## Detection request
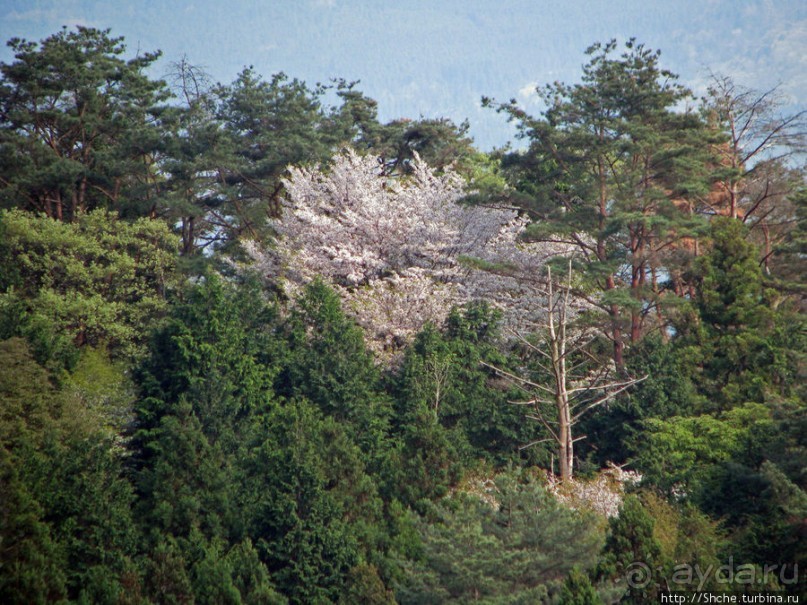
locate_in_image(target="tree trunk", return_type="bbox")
[55,192,63,221]
[557,392,573,482]
[606,274,624,371]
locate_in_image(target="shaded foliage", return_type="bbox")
[1,26,805,604]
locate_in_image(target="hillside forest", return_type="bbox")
[0,27,805,604]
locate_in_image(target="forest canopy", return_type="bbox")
[1,28,804,603]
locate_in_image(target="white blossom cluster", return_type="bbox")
[244,148,571,358]
[340,269,459,352]
[546,464,643,518]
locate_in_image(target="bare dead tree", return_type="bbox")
[702,74,806,271]
[166,55,214,108]
[483,260,647,481]
[162,56,220,255]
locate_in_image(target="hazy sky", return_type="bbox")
[2,0,805,149]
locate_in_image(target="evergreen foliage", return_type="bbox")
[485,39,721,367]
[0,209,179,359]
[396,471,604,604]
[559,567,602,605]
[0,27,170,220]
[0,26,804,603]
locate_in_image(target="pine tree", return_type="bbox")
[396,471,604,603]
[0,27,170,219]
[486,39,720,367]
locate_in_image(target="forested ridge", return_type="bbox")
[0,27,804,604]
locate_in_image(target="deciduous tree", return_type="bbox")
[245,148,566,357]
[0,208,178,358]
